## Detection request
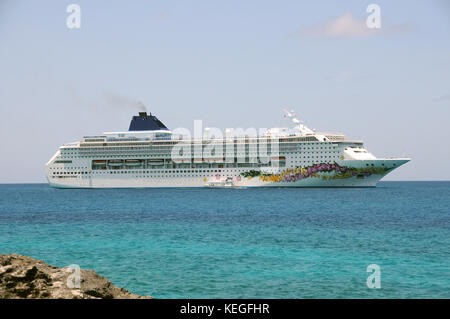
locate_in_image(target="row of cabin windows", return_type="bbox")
[65,144,341,152]
[53,169,239,175]
[62,151,341,160]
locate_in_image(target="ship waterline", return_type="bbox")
[45,111,410,188]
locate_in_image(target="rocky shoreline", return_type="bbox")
[0,254,152,299]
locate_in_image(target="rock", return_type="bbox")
[0,254,152,299]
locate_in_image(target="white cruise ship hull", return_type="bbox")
[45,111,411,189]
[46,159,409,189]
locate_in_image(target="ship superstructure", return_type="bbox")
[46,111,410,188]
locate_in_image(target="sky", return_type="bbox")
[0,0,449,183]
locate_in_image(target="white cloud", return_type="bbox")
[296,13,411,38]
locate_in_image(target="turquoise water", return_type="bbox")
[0,182,449,298]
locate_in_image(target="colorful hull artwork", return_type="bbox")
[240,162,392,183]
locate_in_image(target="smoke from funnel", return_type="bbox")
[103,92,147,113]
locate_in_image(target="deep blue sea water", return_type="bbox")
[0,182,449,298]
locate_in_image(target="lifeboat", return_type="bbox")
[93,160,106,165]
[125,159,142,166]
[148,159,164,165]
[108,160,123,167]
[205,158,224,163]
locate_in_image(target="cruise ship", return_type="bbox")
[46,110,410,188]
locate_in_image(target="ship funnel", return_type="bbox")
[128,112,169,131]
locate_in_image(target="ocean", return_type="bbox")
[0,182,449,298]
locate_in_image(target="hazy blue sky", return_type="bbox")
[1,0,449,182]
